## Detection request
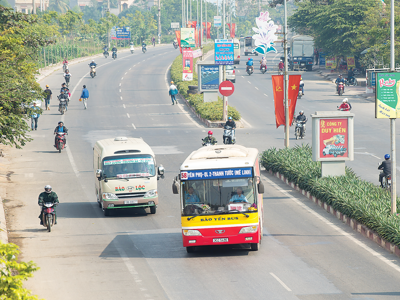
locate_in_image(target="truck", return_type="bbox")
[243,36,258,56]
[289,35,314,71]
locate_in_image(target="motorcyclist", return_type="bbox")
[335,74,345,93]
[378,154,392,187]
[278,60,284,71]
[89,60,97,68]
[295,110,307,136]
[103,45,109,52]
[60,83,69,95]
[225,116,236,129]
[260,56,267,70]
[130,42,134,52]
[58,90,69,111]
[246,58,254,72]
[299,77,304,95]
[54,121,68,146]
[63,69,71,86]
[142,41,147,51]
[202,131,217,145]
[347,67,354,84]
[38,185,59,225]
[337,98,351,111]
[62,58,68,65]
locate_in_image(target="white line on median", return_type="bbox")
[263,175,400,274]
[120,96,123,100]
[119,89,121,93]
[248,81,251,84]
[119,83,121,86]
[255,87,259,90]
[264,94,268,97]
[123,104,126,109]
[241,118,252,128]
[127,113,130,118]
[132,123,136,129]
[121,77,124,80]
[270,273,292,292]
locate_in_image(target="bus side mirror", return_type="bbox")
[158,165,165,179]
[96,169,103,180]
[258,181,265,194]
[172,177,179,194]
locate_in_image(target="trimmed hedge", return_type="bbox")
[170,44,241,121]
[261,144,400,247]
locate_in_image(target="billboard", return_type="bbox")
[214,16,221,27]
[215,39,234,65]
[182,48,193,81]
[171,22,180,29]
[111,27,131,40]
[200,65,220,91]
[375,72,400,118]
[181,28,195,48]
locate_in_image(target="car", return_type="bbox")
[226,65,236,83]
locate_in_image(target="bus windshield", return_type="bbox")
[103,155,156,179]
[181,177,257,216]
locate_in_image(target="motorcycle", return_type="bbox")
[112,51,117,60]
[295,121,306,139]
[298,89,302,99]
[142,46,147,53]
[90,66,96,78]
[55,132,66,153]
[246,66,253,76]
[103,51,109,58]
[130,46,134,54]
[382,175,392,191]
[62,63,68,72]
[58,99,67,115]
[345,77,358,86]
[261,65,266,74]
[223,125,236,144]
[337,82,344,96]
[173,42,178,49]
[41,202,56,232]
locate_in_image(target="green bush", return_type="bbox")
[170,45,241,121]
[0,242,40,300]
[261,144,400,247]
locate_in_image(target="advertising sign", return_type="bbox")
[181,168,253,181]
[198,64,220,92]
[181,28,195,48]
[319,118,348,159]
[215,39,234,65]
[325,56,336,69]
[182,48,194,81]
[171,22,180,29]
[193,49,202,58]
[375,72,400,118]
[214,16,221,27]
[111,27,131,40]
[347,56,355,68]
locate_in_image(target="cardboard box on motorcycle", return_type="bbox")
[93,137,164,216]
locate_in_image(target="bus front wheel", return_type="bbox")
[186,246,195,253]
[250,243,259,251]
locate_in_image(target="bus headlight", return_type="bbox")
[183,229,202,236]
[239,225,258,234]
[144,189,157,198]
[102,193,118,200]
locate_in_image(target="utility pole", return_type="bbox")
[216,0,219,39]
[187,0,189,25]
[284,0,289,148]
[205,0,207,42]
[200,0,203,47]
[158,0,161,44]
[107,0,110,48]
[390,0,397,214]
[222,0,227,122]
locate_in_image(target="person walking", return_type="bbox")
[80,85,89,109]
[43,85,52,110]
[169,81,178,105]
[30,102,40,130]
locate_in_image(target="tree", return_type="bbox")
[48,0,70,14]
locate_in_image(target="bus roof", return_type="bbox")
[94,137,154,157]
[180,145,259,170]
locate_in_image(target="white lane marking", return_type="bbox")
[132,123,136,129]
[241,118,252,128]
[354,152,381,160]
[120,96,123,100]
[119,89,121,93]
[119,83,121,86]
[129,68,132,70]
[66,147,80,177]
[255,87,259,90]
[248,81,251,84]
[125,72,127,75]
[127,113,130,118]
[164,62,202,128]
[263,175,400,274]
[121,77,124,80]
[241,76,244,78]
[123,104,126,109]
[264,94,268,97]
[270,273,292,292]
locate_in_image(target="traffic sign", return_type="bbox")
[219,80,234,97]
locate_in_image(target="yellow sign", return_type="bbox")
[181,212,258,228]
[325,56,336,69]
[347,56,355,68]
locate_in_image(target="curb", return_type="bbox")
[268,169,400,258]
[0,197,8,244]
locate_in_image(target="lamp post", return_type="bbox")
[283,0,289,148]
[158,0,161,44]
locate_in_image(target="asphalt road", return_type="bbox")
[5,44,400,300]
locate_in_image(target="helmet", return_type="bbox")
[208,130,213,135]
[301,77,303,80]
[248,58,251,60]
[228,116,232,120]
[171,81,174,84]
[44,185,52,193]
[58,121,63,125]
[250,58,253,61]
[299,110,304,114]
[46,84,49,88]
[343,98,348,103]
[385,154,390,160]
[92,60,94,62]
[339,74,342,77]
[83,85,86,88]
[60,90,64,93]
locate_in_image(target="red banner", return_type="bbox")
[187,21,197,28]
[272,75,301,128]
[194,28,198,47]
[227,23,236,38]
[175,30,182,53]
[201,22,211,39]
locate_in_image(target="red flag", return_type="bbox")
[175,30,182,53]
[194,28,198,47]
[230,23,236,38]
[206,22,211,39]
[187,21,197,28]
[272,75,285,128]
[272,75,301,128]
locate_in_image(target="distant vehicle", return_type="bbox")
[244,36,257,56]
[322,145,347,157]
[289,35,314,71]
[233,38,240,64]
[226,65,236,83]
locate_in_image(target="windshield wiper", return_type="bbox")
[214,210,249,218]
[187,213,207,221]
[104,176,129,181]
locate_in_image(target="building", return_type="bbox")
[9,0,49,13]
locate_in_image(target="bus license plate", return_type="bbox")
[213,238,228,243]
[124,200,138,204]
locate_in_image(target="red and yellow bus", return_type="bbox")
[172,145,264,253]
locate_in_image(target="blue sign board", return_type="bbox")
[371,72,376,87]
[111,27,131,40]
[215,39,234,65]
[200,65,220,90]
[181,168,253,181]
[319,52,326,66]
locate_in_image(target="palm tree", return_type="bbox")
[48,0,70,13]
